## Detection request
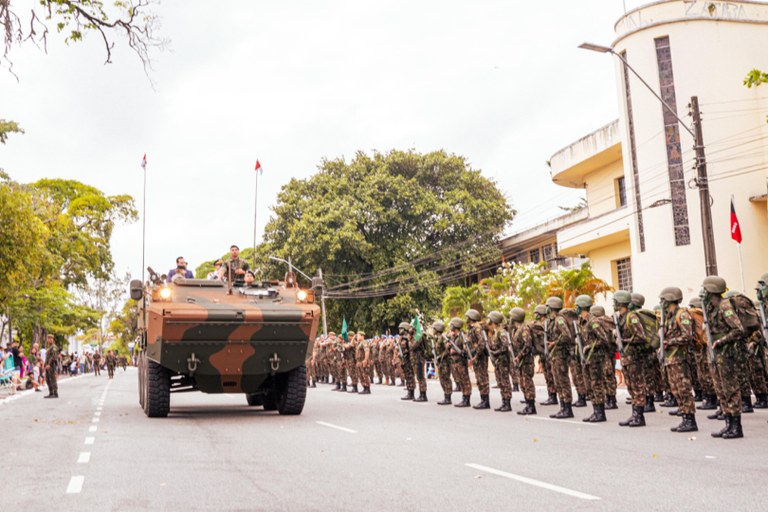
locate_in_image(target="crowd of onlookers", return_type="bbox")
[1,342,129,395]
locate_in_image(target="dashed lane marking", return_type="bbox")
[316,421,358,434]
[66,475,85,494]
[77,452,91,464]
[89,426,97,432]
[466,463,601,501]
[84,437,95,445]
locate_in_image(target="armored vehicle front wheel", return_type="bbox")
[277,365,307,416]
[143,358,171,418]
[246,393,263,406]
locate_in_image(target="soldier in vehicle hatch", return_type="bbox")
[218,245,250,286]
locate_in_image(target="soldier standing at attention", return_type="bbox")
[92,351,102,376]
[487,311,512,412]
[545,297,575,419]
[589,305,619,410]
[355,332,371,395]
[398,323,416,400]
[371,336,382,385]
[409,323,428,402]
[329,332,347,392]
[465,309,490,410]
[574,295,610,423]
[659,287,698,433]
[508,308,537,415]
[614,291,648,427]
[702,276,746,439]
[431,320,453,405]
[447,318,472,407]
[532,305,557,407]
[687,297,719,410]
[43,334,59,399]
[344,331,359,393]
[105,350,117,379]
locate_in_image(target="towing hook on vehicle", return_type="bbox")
[269,352,281,372]
[187,353,201,374]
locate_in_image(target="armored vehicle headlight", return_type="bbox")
[159,287,172,300]
[297,290,308,302]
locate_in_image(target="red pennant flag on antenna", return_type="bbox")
[730,198,742,244]
[141,153,147,170]
[254,159,262,173]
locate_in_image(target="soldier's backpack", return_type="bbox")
[685,307,707,348]
[529,322,546,356]
[596,316,618,352]
[559,308,579,338]
[636,309,660,350]
[727,294,762,336]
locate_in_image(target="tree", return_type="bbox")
[745,69,768,123]
[73,271,130,351]
[245,149,514,333]
[109,297,139,355]
[546,262,613,308]
[1,0,164,73]
[0,119,23,144]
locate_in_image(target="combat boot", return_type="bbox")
[358,386,371,395]
[414,391,428,402]
[378,376,383,385]
[697,394,718,410]
[585,403,606,423]
[454,395,471,408]
[712,415,732,438]
[722,414,744,439]
[572,394,587,407]
[629,406,646,427]
[605,395,618,410]
[400,389,415,400]
[512,383,520,392]
[517,399,536,415]
[707,408,725,420]
[619,407,637,427]
[347,384,358,393]
[753,393,768,409]
[473,394,490,410]
[341,383,348,392]
[694,389,703,401]
[332,382,341,391]
[671,413,698,433]
[653,391,664,403]
[540,393,558,406]
[668,408,681,416]
[437,394,452,405]
[551,402,574,419]
[389,379,395,387]
[310,380,316,388]
[741,395,754,413]
[496,399,512,412]
[660,393,677,407]
[644,395,656,413]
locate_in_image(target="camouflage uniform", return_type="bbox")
[92,352,102,376]
[432,332,453,397]
[331,336,346,389]
[466,323,489,396]
[371,338,382,384]
[344,336,358,389]
[596,316,618,402]
[399,334,415,392]
[531,320,557,401]
[447,332,472,401]
[44,342,60,397]
[355,337,371,392]
[510,323,535,402]
[105,352,117,379]
[546,313,574,406]
[489,327,512,401]
[706,298,745,418]
[409,332,428,395]
[577,313,611,407]
[662,307,696,415]
[617,310,648,408]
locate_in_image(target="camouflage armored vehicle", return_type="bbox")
[130,267,321,417]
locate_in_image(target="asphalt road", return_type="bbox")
[3,369,768,511]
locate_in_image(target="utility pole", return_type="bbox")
[690,96,718,276]
[319,268,328,335]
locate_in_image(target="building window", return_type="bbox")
[542,243,554,263]
[621,50,646,252]
[615,258,633,292]
[529,248,540,263]
[615,176,627,208]
[654,36,691,246]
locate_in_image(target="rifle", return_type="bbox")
[543,319,550,359]
[572,320,586,369]
[442,333,465,360]
[503,330,518,369]
[612,313,625,355]
[701,299,718,370]
[481,329,494,364]
[394,335,404,359]
[658,308,666,367]
[460,332,475,361]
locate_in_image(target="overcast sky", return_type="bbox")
[1,0,648,281]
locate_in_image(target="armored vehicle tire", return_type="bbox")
[263,392,278,411]
[144,359,171,418]
[277,365,307,416]
[246,393,264,406]
[138,353,146,409]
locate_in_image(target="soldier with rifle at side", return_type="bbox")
[355,331,372,395]
[486,311,512,412]
[508,308,537,415]
[398,322,417,400]
[589,304,619,410]
[430,321,454,405]
[409,321,429,403]
[465,309,490,410]
[688,297,719,411]
[613,291,648,427]
[574,295,611,423]
[532,305,557,407]
[447,317,472,408]
[344,331,359,393]
[544,297,575,419]
[632,293,663,410]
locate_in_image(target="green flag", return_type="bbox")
[341,317,349,342]
[413,315,422,342]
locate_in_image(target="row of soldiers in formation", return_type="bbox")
[307,273,768,439]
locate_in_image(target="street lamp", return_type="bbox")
[579,42,717,276]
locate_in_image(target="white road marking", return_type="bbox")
[77,452,91,464]
[92,418,100,423]
[84,437,95,445]
[705,455,716,459]
[466,463,601,501]
[66,475,85,494]
[94,411,101,416]
[316,421,358,434]
[524,415,598,427]
[96,406,103,411]
[89,426,97,432]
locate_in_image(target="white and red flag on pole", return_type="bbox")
[254,159,262,175]
[730,197,742,244]
[141,153,147,170]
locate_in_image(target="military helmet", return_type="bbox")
[545,297,563,310]
[508,308,525,323]
[590,305,605,317]
[702,275,727,294]
[659,286,683,303]
[723,290,739,299]
[533,305,548,317]
[487,311,505,325]
[432,320,445,333]
[398,321,410,332]
[630,293,645,308]
[449,317,464,330]
[688,297,703,309]
[614,290,631,305]
[758,273,768,286]
[465,309,481,322]
[575,295,593,309]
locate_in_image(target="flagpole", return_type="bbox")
[253,168,259,271]
[732,195,745,292]
[141,159,147,287]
